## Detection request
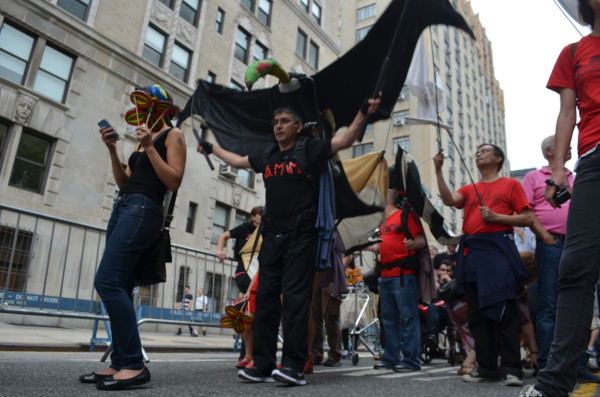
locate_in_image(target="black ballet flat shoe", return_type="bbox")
[79,372,114,383]
[96,367,151,390]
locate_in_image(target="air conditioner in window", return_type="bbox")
[393,118,406,126]
[219,164,238,178]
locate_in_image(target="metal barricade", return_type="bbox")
[0,204,239,355]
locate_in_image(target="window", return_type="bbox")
[9,130,53,193]
[308,40,319,69]
[357,4,376,21]
[300,0,309,12]
[211,203,229,244]
[186,202,198,233]
[0,22,73,103]
[142,25,166,67]
[241,0,255,12]
[207,71,216,83]
[352,142,373,158]
[175,266,191,302]
[0,23,34,85]
[157,0,174,8]
[0,225,34,292]
[226,276,238,306]
[356,26,371,42]
[392,110,409,126]
[234,27,250,64]
[392,136,410,154]
[234,211,249,228]
[57,0,90,20]
[238,169,255,189]
[229,80,244,91]
[180,0,200,26]
[258,0,272,26]
[33,45,74,102]
[169,42,191,81]
[253,41,268,63]
[296,29,307,58]
[215,8,225,33]
[205,272,224,312]
[311,2,322,24]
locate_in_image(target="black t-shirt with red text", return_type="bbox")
[248,138,331,219]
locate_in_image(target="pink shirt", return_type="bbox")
[521,166,574,235]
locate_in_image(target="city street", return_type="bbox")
[0,351,587,397]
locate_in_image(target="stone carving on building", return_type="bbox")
[176,21,195,45]
[232,188,242,208]
[255,30,270,47]
[235,16,253,34]
[13,92,37,126]
[152,3,171,25]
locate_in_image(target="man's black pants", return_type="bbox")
[464,282,522,378]
[252,222,316,373]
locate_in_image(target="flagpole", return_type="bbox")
[357,0,410,143]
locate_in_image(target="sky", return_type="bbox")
[468,0,589,171]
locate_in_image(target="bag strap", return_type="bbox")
[163,190,177,228]
[570,41,579,59]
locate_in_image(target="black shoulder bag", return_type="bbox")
[133,190,176,286]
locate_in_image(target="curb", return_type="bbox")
[0,344,235,353]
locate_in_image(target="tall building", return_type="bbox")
[0,0,507,327]
[337,0,507,241]
[0,0,340,325]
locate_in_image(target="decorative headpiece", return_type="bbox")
[125,84,175,132]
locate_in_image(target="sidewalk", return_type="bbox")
[0,321,238,353]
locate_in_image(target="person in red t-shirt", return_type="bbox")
[434,143,533,387]
[523,2,600,396]
[371,189,425,372]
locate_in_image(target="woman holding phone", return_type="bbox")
[79,85,186,390]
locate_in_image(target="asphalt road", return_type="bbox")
[0,351,565,397]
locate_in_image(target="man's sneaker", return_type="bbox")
[502,374,523,387]
[238,367,275,383]
[519,385,545,397]
[323,358,341,367]
[576,367,600,383]
[462,370,495,383]
[175,329,182,336]
[271,367,307,386]
[392,365,417,373]
[192,330,199,337]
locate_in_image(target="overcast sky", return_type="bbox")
[468,0,589,171]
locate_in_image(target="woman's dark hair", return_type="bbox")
[478,143,505,171]
[579,0,595,28]
[250,206,264,216]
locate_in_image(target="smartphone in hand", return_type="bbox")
[98,119,119,140]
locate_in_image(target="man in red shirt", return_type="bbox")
[372,189,425,372]
[434,143,533,387]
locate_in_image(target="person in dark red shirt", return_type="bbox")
[371,189,425,372]
[434,143,533,387]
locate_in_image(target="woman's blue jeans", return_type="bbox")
[94,193,163,370]
[379,274,421,370]
[536,149,600,396]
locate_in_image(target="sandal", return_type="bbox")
[457,365,475,375]
[235,358,252,369]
